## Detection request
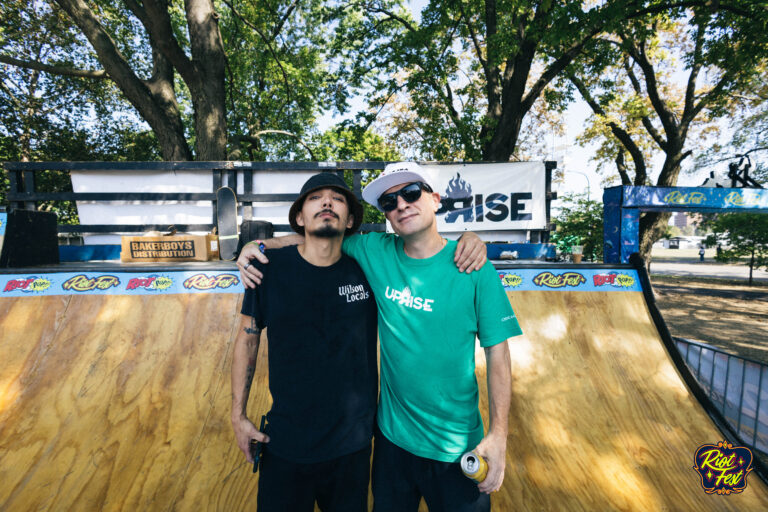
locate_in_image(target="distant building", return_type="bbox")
[672,212,703,229]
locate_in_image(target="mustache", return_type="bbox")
[315,209,339,219]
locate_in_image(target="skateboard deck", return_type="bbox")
[216,187,238,261]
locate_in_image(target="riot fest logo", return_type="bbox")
[183,273,239,290]
[593,273,635,288]
[532,271,586,289]
[499,273,523,288]
[693,441,753,495]
[3,276,52,293]
[126,275,174,292]
[62,274,120,292]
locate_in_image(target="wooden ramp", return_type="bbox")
[2,290,768,510]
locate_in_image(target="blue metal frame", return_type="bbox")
[603,185,768,263]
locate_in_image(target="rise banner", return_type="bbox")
[393,162,547,233]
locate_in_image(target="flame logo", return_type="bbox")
[444,172,472,198]
[183,273,239,290]
[62,274,120,292]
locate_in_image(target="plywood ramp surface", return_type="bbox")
[0,293,270,512]
[492,290,768,511]
[2,290,768,511]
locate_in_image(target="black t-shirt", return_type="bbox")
[241,245,378,463]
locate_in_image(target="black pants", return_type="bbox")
[372,430,490,512]
[257,444,372,512]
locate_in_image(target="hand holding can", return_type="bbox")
[460,451,488,483]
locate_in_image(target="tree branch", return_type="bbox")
[271,0,299,40]
[457,1,487,74]
[232,131,316,160]
[222,0,292,111]
[134,0,197,83]
[682,19,706,125]
[615,150,632,185]
[364,2,417,32]
[0,54,107,79]
[569,71,647,184]
[621,33,679,147]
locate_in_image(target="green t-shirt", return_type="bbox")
[342,232,523,462]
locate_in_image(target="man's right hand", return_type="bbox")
[232,415,270,463]
[237,242,269,288]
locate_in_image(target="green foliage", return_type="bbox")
[314,123,402,225]
[550,194,604,262]
[221,0,346,160]
[0,1,160,221]
[695,71,768,181]
[703,213,768,286]
[570,6,768,184]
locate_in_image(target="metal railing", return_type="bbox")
[2,161,388,235]
[675,337,768,455]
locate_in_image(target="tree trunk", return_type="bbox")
[637,144,686,266]
[638,211,672,269]
[749,245,755,287]
[55,0,192,161]
[482,112,524,161]
[184,0,227,160]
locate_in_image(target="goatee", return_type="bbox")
[310,225,344,238]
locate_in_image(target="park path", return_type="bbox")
[650,259,768,284]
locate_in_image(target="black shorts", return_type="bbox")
[257,443,372,512]
[371,429,490,512]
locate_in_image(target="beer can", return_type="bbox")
[460,451,488,483]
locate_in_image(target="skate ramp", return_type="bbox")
[0,292,269,511]
[489,289,768,510]
[2,267,768,510]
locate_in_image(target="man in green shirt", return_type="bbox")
[238,163,522,511]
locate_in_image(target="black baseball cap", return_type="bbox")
[288,172,363,236]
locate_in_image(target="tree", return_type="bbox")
[1,1,370,162]
[568,6,768,262]
[0,1,160,219]
[695,71,768,182]
[220,0,352,161]
[703,213,768,286]
[314,123,402,225]
[550,193,603,262]
[331,0,756,162]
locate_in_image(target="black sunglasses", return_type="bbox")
[378,182,433,212]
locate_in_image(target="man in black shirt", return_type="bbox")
[231,173,377,511]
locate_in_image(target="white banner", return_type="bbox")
[397,162,547,232]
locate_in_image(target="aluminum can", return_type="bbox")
[460,451,488,483]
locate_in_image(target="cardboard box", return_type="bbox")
[121,233,219,262]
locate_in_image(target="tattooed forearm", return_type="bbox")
[244,359,256,401]
[244,317,260,335]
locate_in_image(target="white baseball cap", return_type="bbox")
[362,162,437,211]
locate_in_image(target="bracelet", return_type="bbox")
[246,239,266,253]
